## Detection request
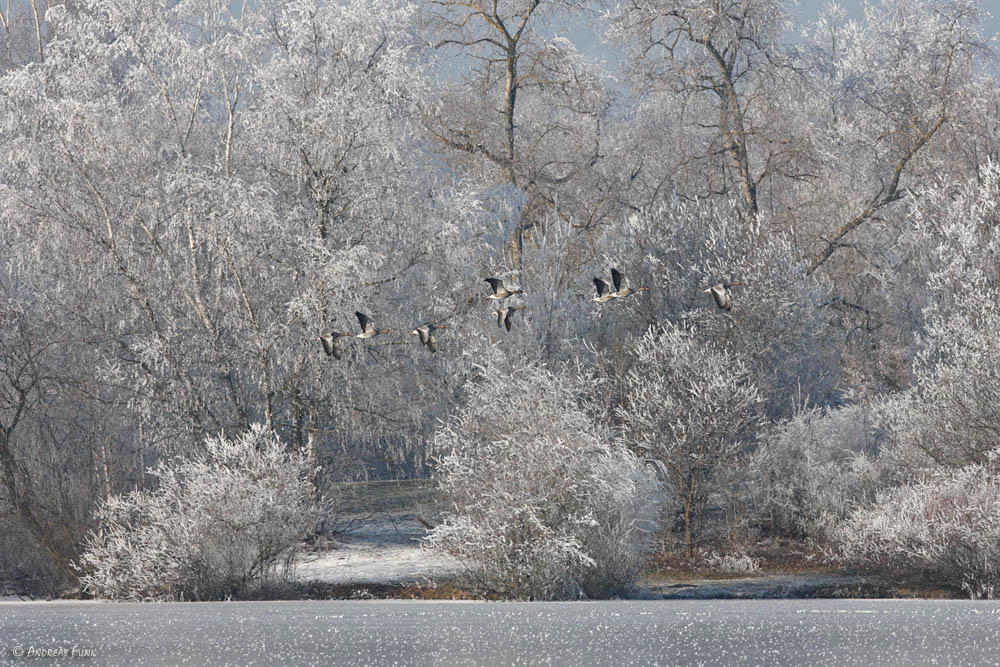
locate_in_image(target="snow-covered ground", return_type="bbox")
[0,515,892,601]
[294,517,883,599]
[295,518,463,586]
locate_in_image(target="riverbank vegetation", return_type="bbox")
[2,0,1000,599]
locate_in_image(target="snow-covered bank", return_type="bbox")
[295,518,909,600]
[296,518,462,586]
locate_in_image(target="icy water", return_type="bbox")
[2,599,1000,666]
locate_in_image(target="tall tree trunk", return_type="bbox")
[683,495,693,558]
[703,40,758,218]
[28,0,43,64]
[504,46,524,275]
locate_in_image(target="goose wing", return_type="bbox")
[611,268,624,293]
[593,277,611,298]
[709,285,729,310]
[355,311,375,334]
[319,334,336,356]
[503,308,515,331]
[504,306,527,331]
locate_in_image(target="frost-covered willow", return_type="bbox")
[790,0,990,391]
[0,0,495,587]
[747,404,881,541]
[426,363,662,600]
[617,325,762,557]
[836,448,1000,599]
[873,162,1000,468]
[0,0,483,474]
[76,425,317,601]
[595,199,840,420]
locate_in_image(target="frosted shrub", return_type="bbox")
[426,364,662,600]
[877,163,1000,468]
[618,325,762,556]
[867,392,946,485]
[702,550,761,575]
[835,449,1000,597]
[747,404,881,541]
[76,426,318,601]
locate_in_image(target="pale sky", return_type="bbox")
[795,0,999,40]
[569,1,999,72]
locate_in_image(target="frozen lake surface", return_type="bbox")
[3,599,1000,666]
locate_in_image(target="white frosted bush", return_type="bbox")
[426,364,662,600]
[747,404,880,541]
[702,550,761,575]
[76,425,318,601]
[618,325,762,556]
[835,449,1000,598]
[872,163,1000,469]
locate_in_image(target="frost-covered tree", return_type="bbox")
[0,0,52,71]
[426,363,662,599]
[836,448,1000,598]
[0,293,97,589]
[617,325,762,556]
[607,0,810,218]
[243,0,489,471]
[789,0,991,392]
[1,0,292,455]
[795,164,1000,590]
[76,425,317,601]
[0,0,496,586]
[746,403,881,541]
[870,162,1000,469]
[802,0,988,276]
[423,0,611,271]
[0,0,482,473]
[594,198,839,420]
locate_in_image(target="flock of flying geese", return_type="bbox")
[316,269,745,358]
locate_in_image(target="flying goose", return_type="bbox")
[484,277,525,300]
[610,268,649,298]
[409,322,448,353]
[704,281,745,311]
[354,311,393,338]
[592,277,615,303]
[495,305,528,331]
[316,331,353,359]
